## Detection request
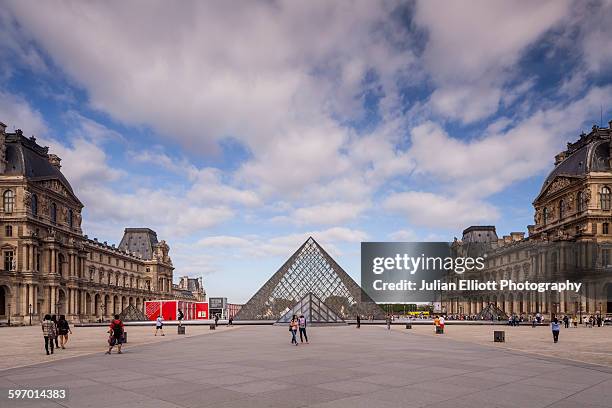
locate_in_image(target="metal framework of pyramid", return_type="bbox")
[476,303,508,321]
[119,304,147,321]
[276,292,345,324]
[234,237,385,321]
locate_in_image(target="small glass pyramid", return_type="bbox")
[276,292,345,324]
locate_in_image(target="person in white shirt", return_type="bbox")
[155,315,165,336]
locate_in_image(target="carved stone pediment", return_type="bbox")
[34,180,73,200]
[547,177,572,195]
[536,177,576,203]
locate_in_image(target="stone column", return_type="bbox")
[560,292,566,314]
[49,286,55,314]
[50,249,56,274]
[67,288,72,314]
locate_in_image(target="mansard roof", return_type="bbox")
[118,228,159,260]
[3,130,81,204]
[540,122,612,196]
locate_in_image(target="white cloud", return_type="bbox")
[0,90,47,135]
[408,85,612,198]
[289,202,369,226]
[4,0,415,200]
[415,0,570,123]
[388,229,418,241]
[384,191,499,229]
[194,227,368,259]
[577,1,612,74]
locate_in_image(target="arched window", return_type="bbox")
[577,191,584,212]
[31,194,38,215]
[542,207,548,225]
[68,209,73,228]
[3,190,14,213]
[51,203,57,224]
[559,199,565,220]
[601,187,611,210]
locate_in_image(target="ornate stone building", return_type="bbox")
[0,122,204,324]
[445,122,612,319]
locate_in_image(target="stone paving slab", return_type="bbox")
[0,324,242,371]
[391,323,612,367]
[1,325,611,408]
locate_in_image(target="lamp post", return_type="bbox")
[7,304,11,326]
[28,303,32,326]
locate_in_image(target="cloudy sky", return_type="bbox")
[1,0,612,302]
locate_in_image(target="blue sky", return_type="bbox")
[1,1,612,303]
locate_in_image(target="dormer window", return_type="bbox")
[68,209,73,228]
[559,199,565,220]
[542,207,548,225]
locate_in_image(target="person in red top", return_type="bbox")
[105,314,125,355]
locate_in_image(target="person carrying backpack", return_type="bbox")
[106,314,125,354]
[177,309,184,327]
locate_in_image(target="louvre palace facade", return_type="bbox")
[0,122,204,324]
[444,121,612,319]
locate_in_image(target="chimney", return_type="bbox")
[48,154,61,169]
[510,232,525,241]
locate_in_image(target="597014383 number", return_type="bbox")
[7,389,67,399]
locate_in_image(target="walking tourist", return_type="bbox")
[106,314,125,354]
[57,315,72,349]
[214,314,219,327]
[356,314,361,328]
[177,308,184,327]
[563,315,569,329]
[439,315,445,333]
[41,314,56,355]
[51,315,60,348]
[298,314,308,343]
[551,318,561,343]
[289,315,299,346]
[433,315,440,333]
[386,314,391,330]
[155,314,165,336]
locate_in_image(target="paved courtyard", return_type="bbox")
[1,325,611,408]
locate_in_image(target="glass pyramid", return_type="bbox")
[234,237,385,321]
[276,292,345,324]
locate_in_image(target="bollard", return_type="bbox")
[178,326,186,335]
[123,331,128,343]
[209,324,216,330]
[494,330,505,342]
[405,323,412,329]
